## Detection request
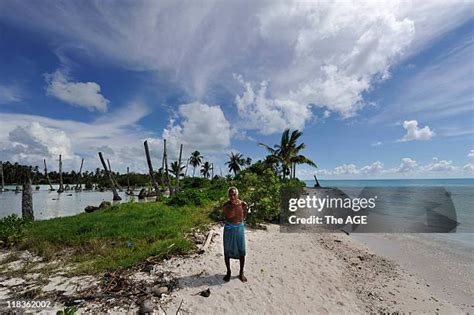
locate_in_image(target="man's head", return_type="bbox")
[228,186,239,202]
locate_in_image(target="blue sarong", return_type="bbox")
[223,221,246,259]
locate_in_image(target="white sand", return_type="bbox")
[160,224,462,314]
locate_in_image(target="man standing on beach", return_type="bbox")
[222,187,248,282]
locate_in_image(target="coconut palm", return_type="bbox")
[189,151,203,177]
[259,128,316,179]
[225,152,246,176]
[200,161,212,178]
[170,161,185,179]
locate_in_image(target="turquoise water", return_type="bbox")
[304,178,474,187]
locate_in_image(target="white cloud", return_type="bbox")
[333,164,359,175]
[371,35,474,126]
[371,141,382,146]
[360,161,384,174]
[1,1,472,134]
[45,70,109,112]
[463,163,474,172]
[234,75,312,134]
[395,157,418,173]
[0,102,152,171]
[421,157,458,172]
[468,149,474,161]
[162,101,231,158]
[399,120,435,141]
[0,84,22,104]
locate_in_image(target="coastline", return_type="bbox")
[0,223,469,314]
[353,233,474,313]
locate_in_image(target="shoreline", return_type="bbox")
[353,233,474,313]
[1,223,467,314]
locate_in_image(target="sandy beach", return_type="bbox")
[0,223,469,314]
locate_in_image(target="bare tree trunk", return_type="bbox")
[99,152,121,201]
[75,158,84,191]
[107,159,123,191]
[0,161,4,192]
[220,167,223,177]
[184,158,190,177]
[160,146,165,185]
[57,154,64,193]
[144,140,161,200]
[176,144,183,193]
[211,163,214,179]
[44,159,54,191]
[22,176,34,220]
[163,139,172,195]
[127,166,130,191]
[313,174,321,188]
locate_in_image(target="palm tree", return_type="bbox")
[170,161,185,179]
[189,151,203,177]
[259,128,316,179]
[200,161,212,178]
[226,152,246,176]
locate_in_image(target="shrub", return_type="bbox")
[166,190,204,207]
[0,214,31,248]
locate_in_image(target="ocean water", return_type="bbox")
[0,185,137,220]
[304,178,474,187]
[304,178,474,246]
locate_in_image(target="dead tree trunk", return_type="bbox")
[127,166,130,191]
[57,154,64,193]
[22,176,34,220]
[43,159,54,191]
[313,174,321,188]
[184,158,190,177]
[211,163,214,179]
[75,158,84,191]
[98,152,121,201]
[144,140,161,200]
[107,159,123,191]
[160,146,166,185]
[0,161,4,192]
[163,139,172,195]
[176,144,183,192]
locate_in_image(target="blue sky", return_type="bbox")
[0,1,473,179]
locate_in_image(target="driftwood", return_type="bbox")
[98,152,121,201]
[144,140,161,200]
[201,230,214,252]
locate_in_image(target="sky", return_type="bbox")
[0,0,473,179]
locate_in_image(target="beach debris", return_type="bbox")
[201,230,214,251]
[176,299,184,315]
[151,285,169,297]
[139,299,154,314]
[195,288,211,297]
[84,205,98,213]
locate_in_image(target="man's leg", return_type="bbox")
[223,255,231,282]
[239,256,247,282]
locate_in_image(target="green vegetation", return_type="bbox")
[0,214,31,247]
[12,201,212,273]
[1,128,315,274]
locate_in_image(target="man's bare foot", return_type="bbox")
[223,272,231,282]
[238,273,247,282]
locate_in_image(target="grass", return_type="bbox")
[17,200,213,274]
